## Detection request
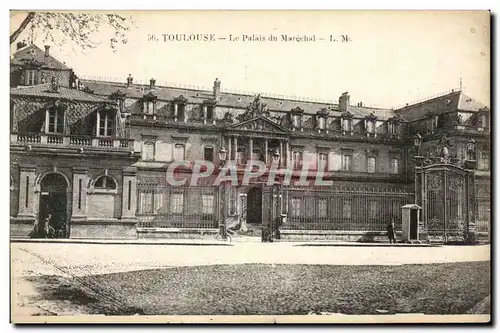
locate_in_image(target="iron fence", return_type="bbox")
[280,186,414,231]
[136,182,219,229]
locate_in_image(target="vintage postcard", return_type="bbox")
[9,10,491,324]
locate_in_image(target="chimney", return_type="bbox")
[16,41,27,50]
[127,74,133,88]
[44,45,50,57]
[339,92,350,112]
[150,78,156,90]
[213,77,221,100]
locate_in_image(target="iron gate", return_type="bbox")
[416,164,475,242]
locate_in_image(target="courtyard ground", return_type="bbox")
[10,241,491,320]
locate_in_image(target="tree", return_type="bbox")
[10,11,133,52]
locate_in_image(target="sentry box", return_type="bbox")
[401,204,422,242]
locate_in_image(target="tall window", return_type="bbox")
[154,192,163,213]
[47,108,64,134]
[342,199,352,219]
[204,146,214,162]
[292,151,303,170]
[177,104,185,121]
[480,114,488,128]
[318,152,328,170]
[293,115,301,129]
[202,194,214,215]
[366,121,375,134]
[139,191,154,213]
[342,150,353,171]
[173,143,185,161]
[342,118,352,133]
[142,142,155,161]
[26,69,36,85]
[206,105,214,121]
[98,110,114,137]
[390,158,399,174]
[143,101,155,115]
[318,198,327,218]
[478,151,490,170]
[291,198,301,217]
[367,156,376,173]
[170,193,184,214]
[318,117,326,130]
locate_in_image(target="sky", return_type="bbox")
[10,10,490,109]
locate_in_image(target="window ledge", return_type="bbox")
[89,188,119,195]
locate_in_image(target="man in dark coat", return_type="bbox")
[387,219,397,244]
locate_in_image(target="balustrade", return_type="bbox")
[11,133,134,150]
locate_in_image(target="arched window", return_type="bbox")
[94,176,117,190]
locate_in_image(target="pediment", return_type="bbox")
[230,116,290,134]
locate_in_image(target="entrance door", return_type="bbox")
[410,209,418,240]
[246,187,262,225]
[39,173,69,238]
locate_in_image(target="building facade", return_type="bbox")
[9,43,491,242]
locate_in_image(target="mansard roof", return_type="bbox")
[11,44,70,70]
[394,90,490,122]
[80,79,396,120]
[10,83,109,103]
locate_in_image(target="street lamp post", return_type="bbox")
[464,138,476,170]
[217,147,228,239]
[413,133,424,167]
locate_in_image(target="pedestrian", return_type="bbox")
[28,217,40,238]
[387,218,397,244]
[43,214,55,239]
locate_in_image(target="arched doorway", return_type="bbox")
[38,173,69,238]
[246,187,262,225]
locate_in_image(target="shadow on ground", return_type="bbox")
[27,262,490,316]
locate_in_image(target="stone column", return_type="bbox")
[286,140,291,168]
[96,110,101,136]
[264,139,269,165]
[174,104,178,122]
[203,105,208,125]
[228,135,232,161]
[71,167,88,221]
[121,167,138,222]
[18,164,36,219]
[44,110,50,133]
[234,136,238,162]
[249,138,253,162]
[279,140,283,168]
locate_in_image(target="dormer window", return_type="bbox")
[173,95,188,122]
[97,109,114,137]
[291,107,304,132]
[387,115,402,138]
[203,99,216,124]
[207,105,214,121]
[478,113,488,130]
[364,113,377,137]
[142,92,157,115]
[341,111,353,135]
[45,106,65,134]
[25,69,37,86]
[317,108,329,133]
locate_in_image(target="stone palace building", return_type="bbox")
[9,43,491,242]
